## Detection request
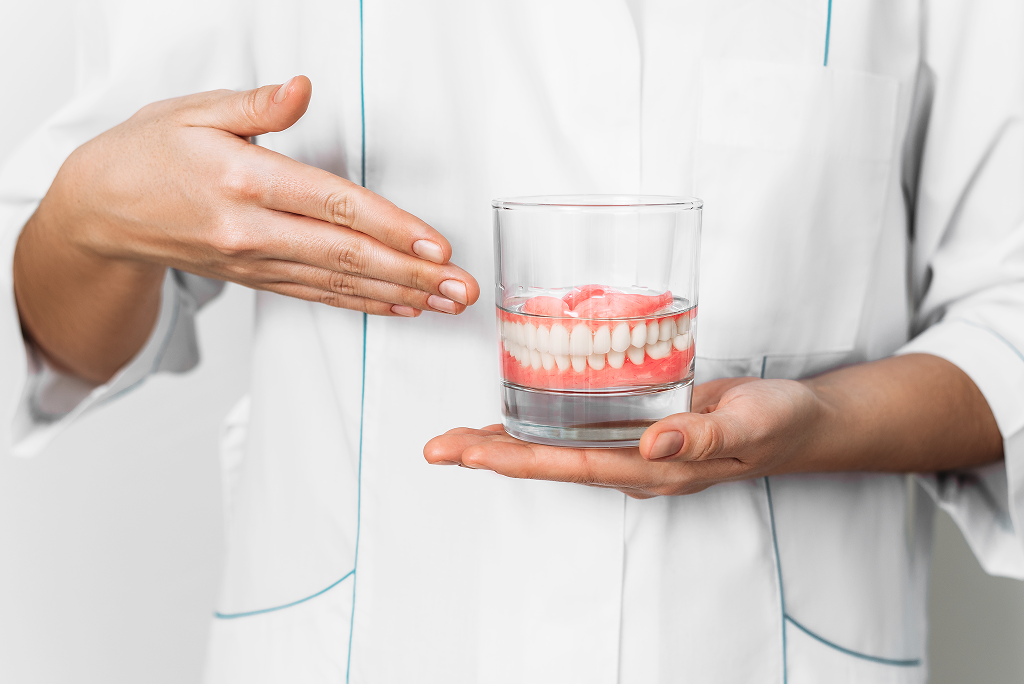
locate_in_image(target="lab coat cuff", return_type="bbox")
[6,253,206,458]
[897,319,1024,578]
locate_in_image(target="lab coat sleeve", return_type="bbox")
[0,0,253,457]
[895,0,1024,578]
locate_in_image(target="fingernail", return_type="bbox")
[391,305,417,317]
[427,295,458,314]
[439,279,468,305]
[413,240,444,264]
[649,431,684,459]
[433,460,459,466]
[274,77,295,104]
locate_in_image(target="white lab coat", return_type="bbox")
[2,1,1024,682]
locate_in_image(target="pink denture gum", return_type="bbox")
[499,285,695,390]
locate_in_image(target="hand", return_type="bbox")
[423,355,1005,497]
[38,76,479,316]
[15,76,480,381]
[424,377,830,498]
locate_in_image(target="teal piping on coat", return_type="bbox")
[213,570,355,620]
[347,1,368,681]
[785,615,922,667]
[824,0,833,66]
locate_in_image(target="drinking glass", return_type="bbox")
[493,195,702,447]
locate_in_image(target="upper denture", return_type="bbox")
[521,285,674,319]
[499,285,695,390]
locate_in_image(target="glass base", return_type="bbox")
[500,380,693,448]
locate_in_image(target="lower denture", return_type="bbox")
[499,285,695,390]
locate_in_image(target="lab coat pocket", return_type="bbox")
[694,59,898,364]
[787,617,925,684]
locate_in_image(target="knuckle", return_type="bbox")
[329,239,364,273]
[693,422,725,461]
[317,290,343,308]
[240,88,262,130]
[328,272,359,296]
[209,221,255,258]
[219,163,261,201]
[132,101,159,121]
[325,191,355,226]
[412,264,436,292]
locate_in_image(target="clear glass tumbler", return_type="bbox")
[493,195,702,447]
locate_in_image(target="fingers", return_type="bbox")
[423,426,509,464]
[245,212,478,310]
[175,76,313,139]
[209,147,481,309]
[425,425,646,487]
[262,282,421,317]
[255,260,468,315]
[245,149,467,269]
[423,425,748,495]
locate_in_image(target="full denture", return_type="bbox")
[498,286,695,390]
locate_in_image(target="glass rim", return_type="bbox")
[492,194,703,210]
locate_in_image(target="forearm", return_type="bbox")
[13,201,164,385]
[799,353,1003,474]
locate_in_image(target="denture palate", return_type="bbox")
[500,314,693,372]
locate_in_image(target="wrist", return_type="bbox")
[14,201,166,383]
[786,376,850,473]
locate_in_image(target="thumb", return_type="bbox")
[639,411,729,462]
[178,75,312,138]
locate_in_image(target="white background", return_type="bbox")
[1,2,1023,682]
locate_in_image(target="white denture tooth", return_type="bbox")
[549,324,570,356]
[515,322,525,346]
[660,318,677,341]
[611,323,631,352]
[673,331,692,351]
[536,325,550,353]
[647,320,660,346]
[569,324,594,357]
[519,346,531,367]
[626,345,646,366]
[607,349,626,369]
[588,353,606,370]
[555,354,571,372]
[530,348,542,370]
[630,323,648,348]
[593,325,611,354]
[525,324,537,350]
[570,355,587,373]
[677,314,691,334]
[541,352,555,370]
[513,343,523,362]
[646,340,672,360]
